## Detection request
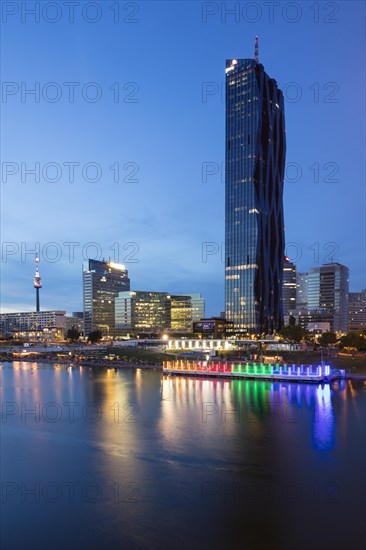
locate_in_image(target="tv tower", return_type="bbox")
[34,255,42,312]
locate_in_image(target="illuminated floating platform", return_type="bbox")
[162,361,332,383]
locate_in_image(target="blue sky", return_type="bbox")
[1,0,365,315]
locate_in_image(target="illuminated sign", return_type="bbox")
[108,262,126,271]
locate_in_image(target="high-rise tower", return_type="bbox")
[83,259,130,337]
[225,39,286,334]
[33,255,42,312]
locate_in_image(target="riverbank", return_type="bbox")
[0,356,163,370]
[2,355,366,381]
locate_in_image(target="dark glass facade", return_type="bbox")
[225,58,286,334]
[83,259,130,337]
[282,258,297,318]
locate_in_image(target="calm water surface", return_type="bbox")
[1,362,365,550]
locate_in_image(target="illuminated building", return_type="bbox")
[193,317,234,338]
[307,263,349,332]
[180,293,205,323]
[168,295,201,333]
[83,259,130,337]
[0,310,67,340]
[115,291,170,334]
[348,290,366,333]
[225,38,286,334]
[115,291,205,335]
[282,258,297,321]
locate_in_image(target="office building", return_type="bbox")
[169,295,195,333]
[181,294,205,323]
[115,291,170,333]
[83,259,130,337]
[225,41,286,334]
[307,263,349,332]
[115,291,205,335]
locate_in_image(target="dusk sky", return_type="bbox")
[1,0,365,316]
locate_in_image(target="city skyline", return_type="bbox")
[2,6,365,550]
[1,2,365,316]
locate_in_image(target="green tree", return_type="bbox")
[340,333,366,351]
[88,330,103,344]
[319,332,337,348]
[288,315,296,327]
[279,324,305,343]
[65,325,80,342]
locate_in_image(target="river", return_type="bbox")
[1,362,365,549]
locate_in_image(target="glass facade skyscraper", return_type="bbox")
[225,56,286,334]
[83,259,130,337]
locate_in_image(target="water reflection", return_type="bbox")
[1,363,365,550]
[159,375,362,453]
[313,385,334,451]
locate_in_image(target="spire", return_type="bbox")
[254,35,259,63]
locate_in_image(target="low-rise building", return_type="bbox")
[0,310,67,340]
[193,317,234,338]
